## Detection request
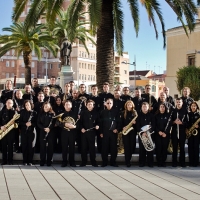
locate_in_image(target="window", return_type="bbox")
[88,64,90,69]
[10,73,14,78]
[85,63,86,69]
[6,73,9,78]
[79,63,81,68]
[11,61,15,67]
[93,65,95,70]
[31,74,35,78]
[85,52,87,58]
[6,61,9,67]
[21,73,25,78]
[90,53,93,59]
[93,76,95,81]
[31,62,35,68]
[82,52,84,57]
[85,74,86,80]
[152,85,156,92]
[82,63,84,68]
[188,55,195,66]
[79,51,81,57]
[82,74,84,80]
[124,70,127,74]
[6,51,10,55]
[49,64,53,69]
[79,74,81,80]
[88,75,90,80]
[12,50,15,55]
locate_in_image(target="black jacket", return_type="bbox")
[37,112,55,131]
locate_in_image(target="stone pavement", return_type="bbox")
[0,165,200,200]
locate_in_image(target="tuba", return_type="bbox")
[138,125,154,151]
[0,113,20,140]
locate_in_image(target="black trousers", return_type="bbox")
[122,130,136,165]
[188,134,199,166]
[61,130,76,165]
[75,130,82,153]
[1,130,14,163]
[81,131,96,165]
[155,134,169,165]
[138,137,154,166]
[171,128,186,166]
[101,131,118,165]
[40,130,54,165]
[21,129,34,163]
[35,126,40,153]
[14,128,20,151]
[96,130,102,153]
[54,126,62,153]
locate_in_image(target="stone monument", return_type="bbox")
[59,37,74,90]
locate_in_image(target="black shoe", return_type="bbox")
[79,163,86,167]
[92,164,98,167]
[40,163,44,167]
[126,163,131,167]
[23,163,27,166]
[181,164,186,168]
[28,163,33,166]
[61,163,67,167]
[110,164,118,167]
[8,162,13,165]
[172,164,177,167]
[1,162,7,165]
[148,165,153,168]
[101,164,107,167]
[47,163,51,167]
[139,164,144,167]
[70,164,76,167]
[161,163,166,167]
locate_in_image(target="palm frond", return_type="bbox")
[12,0,28,21]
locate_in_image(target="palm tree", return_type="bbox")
[0,22,59,84]
[51,8,96,66]
[13,0,200,91]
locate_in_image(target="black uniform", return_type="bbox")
[100,108,121,166]
[44,95,55,106]
[23,93,37,104]
[132,96,145,113]
[88,95,102,112]
[78,92,90,99]
[80,109,99,166]
[58,110,78,167]
[136,111,155,167]
[53,104,65,153]
[121,94,133,102]
[32,86,41,98]
[171,107,188,167]
[153,102,174,115]
[48,84,63,96]
[141,93,157,108]
[121,110,137,166]
[181,96,194,111]
[19,109,37,164]
[155,112,171,166]
[113,98,125,113]
[37,112,55,166]
[61,93,72,102]
[99,92,114,110]
[158,95,175,106]
[187,111,200,167]
[0,108,15,164]
[0,90,13,104]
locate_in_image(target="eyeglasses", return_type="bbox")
[123,90,129,91]
[146,88,151,90]
[107,103,112,104]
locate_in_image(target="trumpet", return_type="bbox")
[138,125,154,151]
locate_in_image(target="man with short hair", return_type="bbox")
[181,87,194,111]
[43,86,55,106]
[162,87,175,106]
[132,88,145,113]
[0,80,13,105]
[121,87,132,102]
[113,89,125,113]
[48,76,63,96]
[31,78,41,98]
[78,84,89,99]
[23,84,37,104]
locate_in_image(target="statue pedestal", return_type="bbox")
[59,65,74,91]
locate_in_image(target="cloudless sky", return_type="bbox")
[0,1,198,73]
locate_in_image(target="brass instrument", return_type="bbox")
[186,117,200,139]
[78,96,87,115]
[138,125,155,151]
[50,87,60,97]
[0,113,20,140]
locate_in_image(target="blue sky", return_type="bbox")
[0,1,197,73]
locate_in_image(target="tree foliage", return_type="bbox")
[176,66,200,100]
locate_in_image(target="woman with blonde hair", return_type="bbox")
[121,100,137,167]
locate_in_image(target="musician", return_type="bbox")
[136,102,155,167]
[53,96,65,153]
[141,85,157,111]
[48,76,63,96]
[155,103,171,167]
[100,98,121,167]
[0,80,13,105]
[0,99,15,165]
[37,102,55,166]
[161,87,175,106]
[153,92,174,114]
[23,84,37,104]
[121,87,133,102]
[80,100,99,167]
[19,100,37,166]
[43,86,56,106]
[69,81,75,94]
[121,100,137,167]
[181,87,194,111]
[132,88,145,113]
[58,100,78,167]
[34,92,45,153]
[113,89,125,113]
[61,83,72,103]
[99,82,114,110]
[78,84,89,99]
[171,98,188,167]
[187,102,200,167]
[71,89,82,117]
[115,85,123,94]
[31,78,41,98]
[14,89,24,153]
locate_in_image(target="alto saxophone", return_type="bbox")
[186,117,200,139]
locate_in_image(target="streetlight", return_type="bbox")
[122,55,136,89]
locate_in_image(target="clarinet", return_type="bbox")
[44,113,54,140]
[164,111,173,132]
[25,110,34,133]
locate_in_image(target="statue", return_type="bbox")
[60,37,72,66]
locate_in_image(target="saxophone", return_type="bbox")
[0,113,20,140]
[118,110,138,154]
[186,117,200,139]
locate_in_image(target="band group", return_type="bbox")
[0,77,199,168]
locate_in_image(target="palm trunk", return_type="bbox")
[23,51,32,85]
[96,0,114,92]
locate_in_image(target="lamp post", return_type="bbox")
[122,55,136,90]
